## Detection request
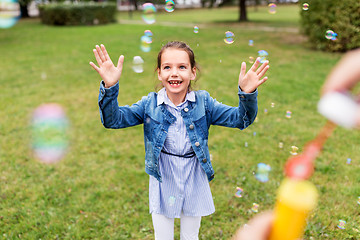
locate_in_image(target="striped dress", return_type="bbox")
[149,88,215,218]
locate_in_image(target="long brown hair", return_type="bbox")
[155,41,200,92]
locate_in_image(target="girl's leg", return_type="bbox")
[152,213,175,240]
[180,213,202,240]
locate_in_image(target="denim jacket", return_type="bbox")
[98,81,258,182]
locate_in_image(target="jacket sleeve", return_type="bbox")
[98,81,147,129]
[207,86,258,130]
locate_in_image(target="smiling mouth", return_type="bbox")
[168,80,183,86]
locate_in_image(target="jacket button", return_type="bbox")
[184,107,189,112]
[211,174,214,178]
[240,95,245,99]
[195,142,200,147]
[189,124,194,130]
[202,158,207,163]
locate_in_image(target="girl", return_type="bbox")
[90,41,269,240]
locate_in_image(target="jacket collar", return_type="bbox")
[157,88,196,108]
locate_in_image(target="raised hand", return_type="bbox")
[238,58,269,93]
[89,44,124,88]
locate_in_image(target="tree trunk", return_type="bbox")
[20,3,29,18]
[239,0,247,22]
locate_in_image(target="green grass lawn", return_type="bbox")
[0,4,359,239]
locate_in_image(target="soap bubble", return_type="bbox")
[31,103,69,164]
[325,30,337,41]
[302,3,309,11]
[346,158,351,164]
[249,56,255,64]
[357,196,360,205]
[140,35,152,52]
[255,163,271,182]
[278,142,284,148]
[248,40,254,46]
[144,30,153,41]
[271,102,275,108]
[235,187,243,198]
[337,220,346,230]
[285,110,292,118]
[168,196,176,206]
[132,56,144,73]
[244,142,248,148]
[164,0,175,12]
[257,50,268,63]
[290,146,298,155]
[251,203,259,213]
[0,0,21,29]
[193,26,199,33]
[224,31,235,44]
[142,3,156,24]
[268,3,276,14]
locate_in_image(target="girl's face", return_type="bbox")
[158,48,196,97]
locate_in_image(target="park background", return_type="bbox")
[0,0,359,239]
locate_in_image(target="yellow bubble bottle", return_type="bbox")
[269,178,318,240]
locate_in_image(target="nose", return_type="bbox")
[171,68,179,77]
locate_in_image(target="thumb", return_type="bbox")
[117,55,124,71]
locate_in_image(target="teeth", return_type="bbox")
[169,81,181,85]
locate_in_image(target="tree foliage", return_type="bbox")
[300,0,360,52]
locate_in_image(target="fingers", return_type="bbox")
[256,61,269,75]
[95,44,106,63]
[101,44,111,61]
[239,62,246,79]
[93,48,103,67]
[257,63,270,80]
[257,76,268,88]
[89,61,100,73]
[249,57,260,72]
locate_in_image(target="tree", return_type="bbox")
[18,0,31,18]
[239,0,247,21]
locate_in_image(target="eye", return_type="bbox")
[180,65,186,69]
[163,66,170,70]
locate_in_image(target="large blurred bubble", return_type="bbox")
[31,103,69,164]
[0,0,21,29]
[142,3,156,24]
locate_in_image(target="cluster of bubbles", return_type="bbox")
[31,103,69,164]
[224,31,235,44]
[142,3,157,24]
[0,0,20,29]
[268,3,277,14]
[140,29,153,52]
[164,0,175,13]
[255,163,271,182]
[302,3,309,11]
[325,29,338,41]
[337,220,346,230]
